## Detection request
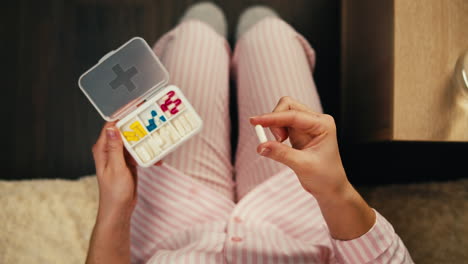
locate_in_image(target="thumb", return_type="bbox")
[257,141,303,171]
[105,127,126,168]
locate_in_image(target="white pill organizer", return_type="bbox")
[78,37,203,167]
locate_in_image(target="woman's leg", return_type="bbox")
[131,17,234,262]
[232,17,323,200]
[146,20,233,199]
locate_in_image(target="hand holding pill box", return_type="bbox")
[78,37,202,167]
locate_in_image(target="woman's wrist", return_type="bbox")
[300,165,351,202]
[312,181,376,240]
[97,202,134,227]
[87,202,132,264]
[313,182,358,211]
[311,179,353,204]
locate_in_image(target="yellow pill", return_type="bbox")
[138,128,147,137]
[125,136,139,141]
[123,131,137,137]
[130,121,147,137]
[130,122,139,130]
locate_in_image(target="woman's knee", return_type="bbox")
[176,19,227,47]
[237,17,295,49]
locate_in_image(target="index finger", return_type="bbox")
[270,96,316,141]
[250,110,325,135]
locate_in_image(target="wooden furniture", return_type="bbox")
[341,0,468,142]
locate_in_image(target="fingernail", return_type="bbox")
[259,147,271,156]
[106,128,118,140]
[249,116,258,120]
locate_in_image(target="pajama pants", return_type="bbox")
[152,17,322,201]
[131,20,414,263]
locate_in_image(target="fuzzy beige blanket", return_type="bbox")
[1,176,467,263]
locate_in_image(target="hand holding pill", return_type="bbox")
[250,96,349,198]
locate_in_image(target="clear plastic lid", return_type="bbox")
[78,37,169,121]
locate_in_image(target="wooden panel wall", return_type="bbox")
[394,0,468,141]
[342,0,468,142]
[4,0,340,179]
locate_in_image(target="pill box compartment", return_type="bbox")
[119,118,148,146]
[117,85,202,167]
[78,37,202,167]
[137,104,168,134]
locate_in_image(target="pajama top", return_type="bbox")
[130,164,413,264]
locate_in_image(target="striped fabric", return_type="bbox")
[130,18,413,263]
[151,19,234,200]
[232,18,323,199]
[132,165,412,264]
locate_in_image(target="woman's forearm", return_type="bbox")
[314,181,376,241]
[86,207,132,264]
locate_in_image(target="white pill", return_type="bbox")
[147,138,162,156]
[179,115,192,129]
[151,133,163,146]
[144,143,155,157]
[135,146,151,162]
[173,119,186,136]
[184,112,198,128]
[159,128,172,148]
[167,125,181,141]
[255,125,267,143]
[180,115,192,131]
[181,116,192,134]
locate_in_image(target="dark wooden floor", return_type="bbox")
[3,0,466,182]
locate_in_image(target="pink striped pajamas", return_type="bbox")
[131,18,413,263]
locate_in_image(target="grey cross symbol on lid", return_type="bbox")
[109,64,138,92]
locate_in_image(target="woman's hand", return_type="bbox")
[86,122,161,264]
[92,122,161,219]
[250,96,348,198]
[92,122,138,219]
[251,97,375,240]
